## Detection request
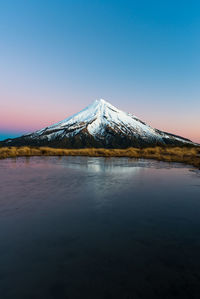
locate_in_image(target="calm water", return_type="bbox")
[0,157,200,299]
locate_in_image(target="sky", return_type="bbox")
[0,0,199,142]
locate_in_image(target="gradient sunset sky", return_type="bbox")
[0,0,199,143]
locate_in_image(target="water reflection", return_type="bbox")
[61,156,143,174]
[0,157,200,299]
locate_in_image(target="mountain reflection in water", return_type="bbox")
[0,157,200,299]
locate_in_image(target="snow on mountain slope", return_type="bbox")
[3,99,194,148]
[31,99,190,142]
[31,99,156,138]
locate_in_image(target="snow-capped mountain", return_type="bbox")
[1,99,194,148]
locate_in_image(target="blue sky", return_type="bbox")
[0,0,199,142]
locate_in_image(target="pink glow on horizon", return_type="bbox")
[1,103,199,144]
[0,92,199,143]
[0,102,77,133]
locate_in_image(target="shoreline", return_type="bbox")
[0,146,200,169]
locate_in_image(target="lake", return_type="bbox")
[0,157,200,299]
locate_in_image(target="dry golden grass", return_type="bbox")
[0,146,200,169]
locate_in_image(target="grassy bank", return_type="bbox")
[0,146,200,169]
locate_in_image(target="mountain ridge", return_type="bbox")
[1,99,195,148]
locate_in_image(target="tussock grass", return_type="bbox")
[0,146,200,169]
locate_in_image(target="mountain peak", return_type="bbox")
[2,98,193,148]
[90,98,118,114]
[93,98,111,107]
[96,98,106,103]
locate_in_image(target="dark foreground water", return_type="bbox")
[0,157,200,299]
